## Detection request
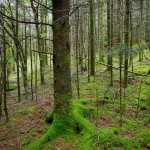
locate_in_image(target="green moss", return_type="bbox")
[116,136,141,150]
[112,127,121,134]
[18,136,33,145]
[45,111,54,123]
[124,118,138,129]
[25,99,95,150]
[73,99,95,119]
[93,128,147,150]
[6,83,17,91]
[10,118,17,122]
[135,129,150,149]
[17,108,36,115]
[79,134,97,150]
[0,137,7,141]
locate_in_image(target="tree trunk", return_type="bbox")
[23,12,29,99]
[89,0,95,77]
[0,15,3,118]
[27,1,95,149]
[139,0,144,62]
[117,0,123,126]
[110,0,113,86]
[52,0,72,115]
[107,0,111,71]
[2,23,9,121]
[16,0,21,102]
[129,1,133,73]
[75,1,80,98]
[29,23,34,101]
[123,0,130,88]
[98,0,105,63]
[30,0,45,85]
[145,0,150,50]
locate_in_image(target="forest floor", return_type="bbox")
[0,55,150,150]
[0,77,54,150]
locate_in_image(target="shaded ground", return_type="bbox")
[0,79,53,150]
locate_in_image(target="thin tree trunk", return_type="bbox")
[2,25,9,121]
[117,0,123,126]
[75,1,80,99]
[88,14,90,83]
[35,40,38,101]
[29,23,34,101]
[89,0,95,77]
[107,0,111,71]
[145,0,150,50]
[23,12,29,99]
[44,0,48,66]
[30,0,45,84]
[98,1,105,63]
[124,0,130,88]
[0,76,2,118]
[16,0,21,102]
[129,1,133,74]
[139,0,144,62]
[0,25,2,118]
[110,0,113,86]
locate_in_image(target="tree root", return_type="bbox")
[26,99,96,150]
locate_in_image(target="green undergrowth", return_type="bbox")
[23,53,150,149]
[23,82,149,149]
[25,99,96,150]
[26,98,150,149]
[17,108,37,115]
[93,126,150,150]
[6,83,17,91]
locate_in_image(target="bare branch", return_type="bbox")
[32,0,52,11]
[0,11,52,26]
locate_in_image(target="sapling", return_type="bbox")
[136,77,143,118]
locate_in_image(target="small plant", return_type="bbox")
[17,108,36,115]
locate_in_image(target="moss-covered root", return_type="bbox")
[26,99,95,150]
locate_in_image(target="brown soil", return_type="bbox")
[0,81,54,150]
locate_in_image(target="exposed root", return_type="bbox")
[26,99,95,150]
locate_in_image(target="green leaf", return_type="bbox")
[41,33,47,38]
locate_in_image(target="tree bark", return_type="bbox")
[110,0,113,86]
[2,22,9,121]
[30,0,45,85]
[0,11,3,118]
[89,0,95,77]
[98,0,105,63]
[52,0,72,115]
[124,0,130,88]
[16,0,21,102]
[107,0,111,71]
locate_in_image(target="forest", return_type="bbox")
[0,0,150,149]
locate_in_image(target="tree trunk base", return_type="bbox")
[26,99,96,150]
